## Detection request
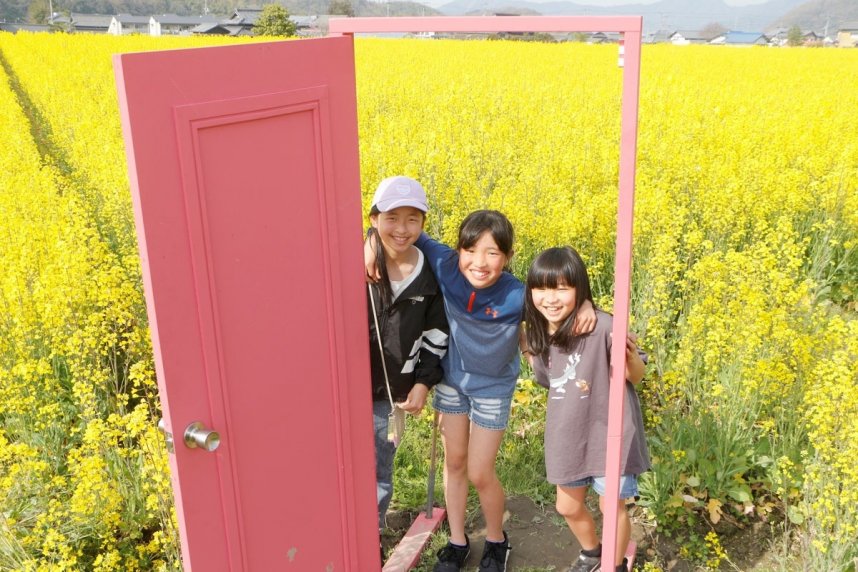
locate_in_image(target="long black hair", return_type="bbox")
[524,246,594,356]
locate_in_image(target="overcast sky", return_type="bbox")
[420,0,774,8]
[525,0,770,3]
[426,0,772,4]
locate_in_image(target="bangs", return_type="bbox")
[526,262,570,289]
[526,248,576,289]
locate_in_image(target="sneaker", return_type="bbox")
[478,531,511,572]
[566,550,601,572]
[433,537,470,572]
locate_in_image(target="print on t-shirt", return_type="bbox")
[548,353,590,399]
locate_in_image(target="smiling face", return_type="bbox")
[370,206,425,257]
[531,281,577,334]
[458,231,509,289]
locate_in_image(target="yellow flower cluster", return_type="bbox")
[0,34,237,570]
[799,316,858,567]
[1,32,856,569]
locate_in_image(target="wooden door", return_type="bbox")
[114,37,379,571]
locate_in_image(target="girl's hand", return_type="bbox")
[364,231,380,283]
[625,333,645,385]
[400,384,429,414]
[519,325,534,366]
[573,299,597,335]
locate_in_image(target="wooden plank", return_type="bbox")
[382,509,446,572]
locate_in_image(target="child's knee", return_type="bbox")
[445,453,468,476]
[598,496,628,517]
[556,497,587,519]
[467,465,496,490]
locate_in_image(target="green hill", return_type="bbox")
[769,0,858,33]
[0,0,438,23]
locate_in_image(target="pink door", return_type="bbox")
[114,37,379,571]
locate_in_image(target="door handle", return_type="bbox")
[184,421,221,452]
[157,418,175,453]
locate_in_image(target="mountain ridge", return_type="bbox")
[438,0,810,32]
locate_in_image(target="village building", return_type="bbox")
[710,31,769,46]
[837,22,858,47]
[70,12,112,33]
[108,14,150,35]
[670,30,709,45]
[149,14,219,36]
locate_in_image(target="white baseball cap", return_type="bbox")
[371,176,429,213]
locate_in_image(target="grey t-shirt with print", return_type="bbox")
[531,311,650,485]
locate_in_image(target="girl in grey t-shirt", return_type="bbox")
[523,246,648,572]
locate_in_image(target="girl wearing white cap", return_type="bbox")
[366,176,449,545]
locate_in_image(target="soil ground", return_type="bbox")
[384,495,784,571]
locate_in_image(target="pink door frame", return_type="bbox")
[331,17,642,571]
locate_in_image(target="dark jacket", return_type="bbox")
[367,259,448,402]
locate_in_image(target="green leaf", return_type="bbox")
[787,506,805,525]
[727,487,751,503]
[687,475,701,487]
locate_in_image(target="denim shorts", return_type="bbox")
[432,382,512,431]
[560,474,639,500]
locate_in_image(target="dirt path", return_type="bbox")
[386,494,652,570]
[386,495,782,571]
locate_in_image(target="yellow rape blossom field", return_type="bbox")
[0,31,856,571]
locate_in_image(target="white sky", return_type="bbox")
[569,0,768,4]
[424,0,771,6]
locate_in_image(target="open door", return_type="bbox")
[114,37,379,571]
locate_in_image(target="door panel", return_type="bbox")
[114,37,378,571]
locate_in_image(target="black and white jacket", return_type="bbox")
[367,252,448,403]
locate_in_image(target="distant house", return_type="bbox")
[670,30,708,45]
[190,22,234,35]
[108,14,150,35]
[768,28,823,46]
[711,31,768,46]
[589,32,621,44]
[192,9,321,37]
[217,7,262,35]
[150,14,218,36]
[802,30,820,44]
[646,29,674,44]
[0,22,56,33]
[837,22,858,47]
[70,12,112,33]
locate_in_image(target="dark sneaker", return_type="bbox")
[567,550,601,572]
[433,537,470,572]
[478,531,511,572]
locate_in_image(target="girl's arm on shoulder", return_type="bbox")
[573,299,597,335]
[364,230,380,282]
[414,233,457,266]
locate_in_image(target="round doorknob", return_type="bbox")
[184,421,221,452]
